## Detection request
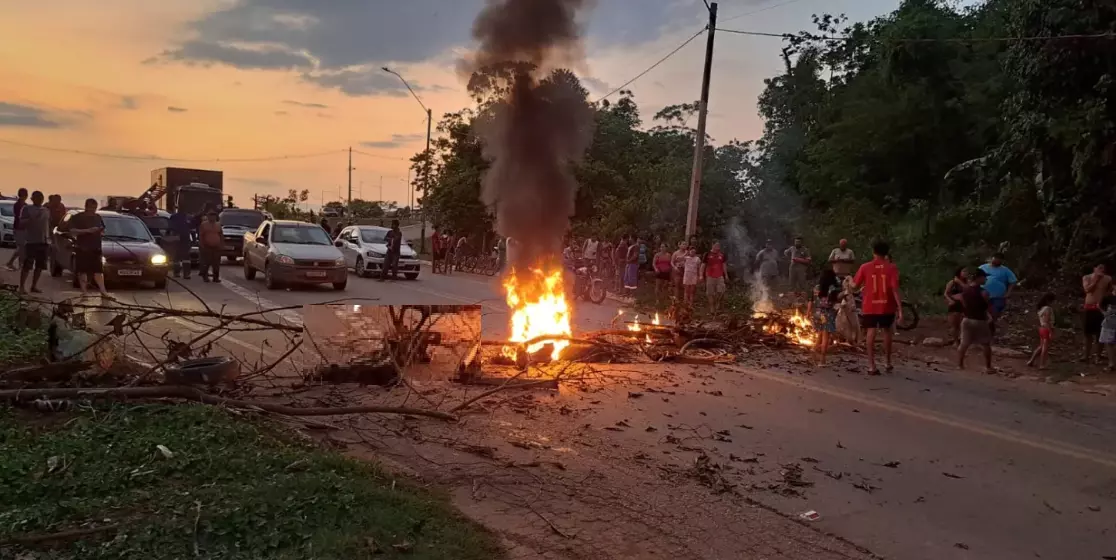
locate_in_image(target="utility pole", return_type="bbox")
[421,107,432,254]
[347,147,353,206]
[685,1,718,239]
[379,176,384,206]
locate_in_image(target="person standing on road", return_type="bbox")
[682,246,701,307]
[852,241,903,375]
[702,242,728,314]
[944,267,968,345]
[958,268,994,374]
[18,191,49,294]
[583,236,598,265]
[979,253,1017,325]
[5,188,28,271]
[653,243,672,300]
[167,209,194,279]
[1099,294,1116,372]
[754,240,779,289]
[1027,292,1056,370]
[613,236,629,292]
[811,267,842,366]
[624,235,640,291]
[784,236,812,298]
[68,198,109,297]
[381,219,403,281]
[320,217,330,233]
[45,194,66,232]
[671,241,689,300]
[828,239,856,281]
[430,227,443,273]
[197,212,222,283]
[1082,263,1112,363]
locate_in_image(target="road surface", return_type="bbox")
[3,249,1115,559]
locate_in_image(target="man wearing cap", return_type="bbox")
[829,239,856,281]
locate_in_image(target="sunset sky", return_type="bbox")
[0,0,897,210]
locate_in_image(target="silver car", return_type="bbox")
[0,200,15,247]
[336,225,421,279]
[242,219,347,290]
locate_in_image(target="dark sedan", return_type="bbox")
[51,211,170,289]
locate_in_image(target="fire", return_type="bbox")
[503,266,572,361]
[761,310,817,347]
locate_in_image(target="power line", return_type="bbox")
[594,26,707,103]
[720,0,806,24]
[350,149,411,161]
[0,138,346,163]
[716,27,1116,43]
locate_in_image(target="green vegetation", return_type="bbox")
[0,404,504,560]
[414,0,1115,299]
[0,291,49,366]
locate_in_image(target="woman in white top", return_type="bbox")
[682,247,702,306]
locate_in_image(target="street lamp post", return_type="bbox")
[383,66,432,254]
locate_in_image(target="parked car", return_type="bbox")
[51,210,170,289]
[335,225,421,279]
[0,200,15,247]
[218,208,266,264]
[242,219,347,290]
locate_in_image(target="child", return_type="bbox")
[682,247,701,307]
[1100,295,1116,372]
[812,267,842,366]
[1027,293,1056,370]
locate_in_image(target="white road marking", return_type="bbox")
[218,278,304,327]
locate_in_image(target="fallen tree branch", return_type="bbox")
[0,386,456,421]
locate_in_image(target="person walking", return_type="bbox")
[979,253,1017,325]
[1082,263,1112,363]
[944,267,968,345]
[852,241,903,375]
[18,191,49,294]
[754,240,779,289]
[785,236,812,298]
[811,267,842,366]
[702,242,728,314]
[1027,292,1056,370]
[958,268,994,374]
[828,239,856,281]
[68,198,109,297]
[5,188,28,271]
[197,211,222,282]
[381,219,403,281]
[682,246,701,307]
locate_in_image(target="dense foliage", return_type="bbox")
[414,0,1116,293]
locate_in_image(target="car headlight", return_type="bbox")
[150,254,168,265]
[369,251,385,258]
[334,257,346,266]
[101,256,107,265]
[276,255,294,265]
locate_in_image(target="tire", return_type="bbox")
[405,273,418,280]
[355,257,367,278]
[164,356,239,385]
[50,258,63,278]
[588,279,607,304]
[243,258,256,280]
[264,263,279,290]
[897,302,919,331]
[333,280,347,291]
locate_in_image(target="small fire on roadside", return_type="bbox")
[761,310,817,347]
[501,264,572,361]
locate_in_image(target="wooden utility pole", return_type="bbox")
[684,2,718,239]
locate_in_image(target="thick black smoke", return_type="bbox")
[468,0,595,271]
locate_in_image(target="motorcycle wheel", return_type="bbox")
[897,302,919,331]
[588,279,607,304]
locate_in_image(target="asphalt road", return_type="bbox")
[4,248,1116,559]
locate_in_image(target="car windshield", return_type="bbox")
[142,217,169,234]
[359,229,388,244]
[103,216,154,241]
[273,225,331,245]
[0,203,13,218]
[221,211,264,229]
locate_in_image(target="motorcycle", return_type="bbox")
[569,258,607,304]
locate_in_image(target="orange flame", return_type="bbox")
[503,266,572,361]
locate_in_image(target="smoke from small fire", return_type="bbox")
[467,0,595,269]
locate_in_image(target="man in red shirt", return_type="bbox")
[852,241,903,375]
[702,241,727,313]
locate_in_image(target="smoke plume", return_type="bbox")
[467,0,595,270]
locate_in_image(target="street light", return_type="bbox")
[383,66,433,254]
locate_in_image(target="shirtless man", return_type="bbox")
[1083,264,1112,362]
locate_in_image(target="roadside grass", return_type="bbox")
[0,291,49,366]
[0,404,505,560]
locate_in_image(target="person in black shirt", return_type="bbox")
[68,198,109,297]
[5,188,28,271]
[381,219,403,281]
[958,268,993,373]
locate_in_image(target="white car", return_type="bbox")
[336,225,420,279]
[0,200,15,247]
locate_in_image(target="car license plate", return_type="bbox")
[224,245,235,251]
[117,269,142,277]
[306,271,327,278]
